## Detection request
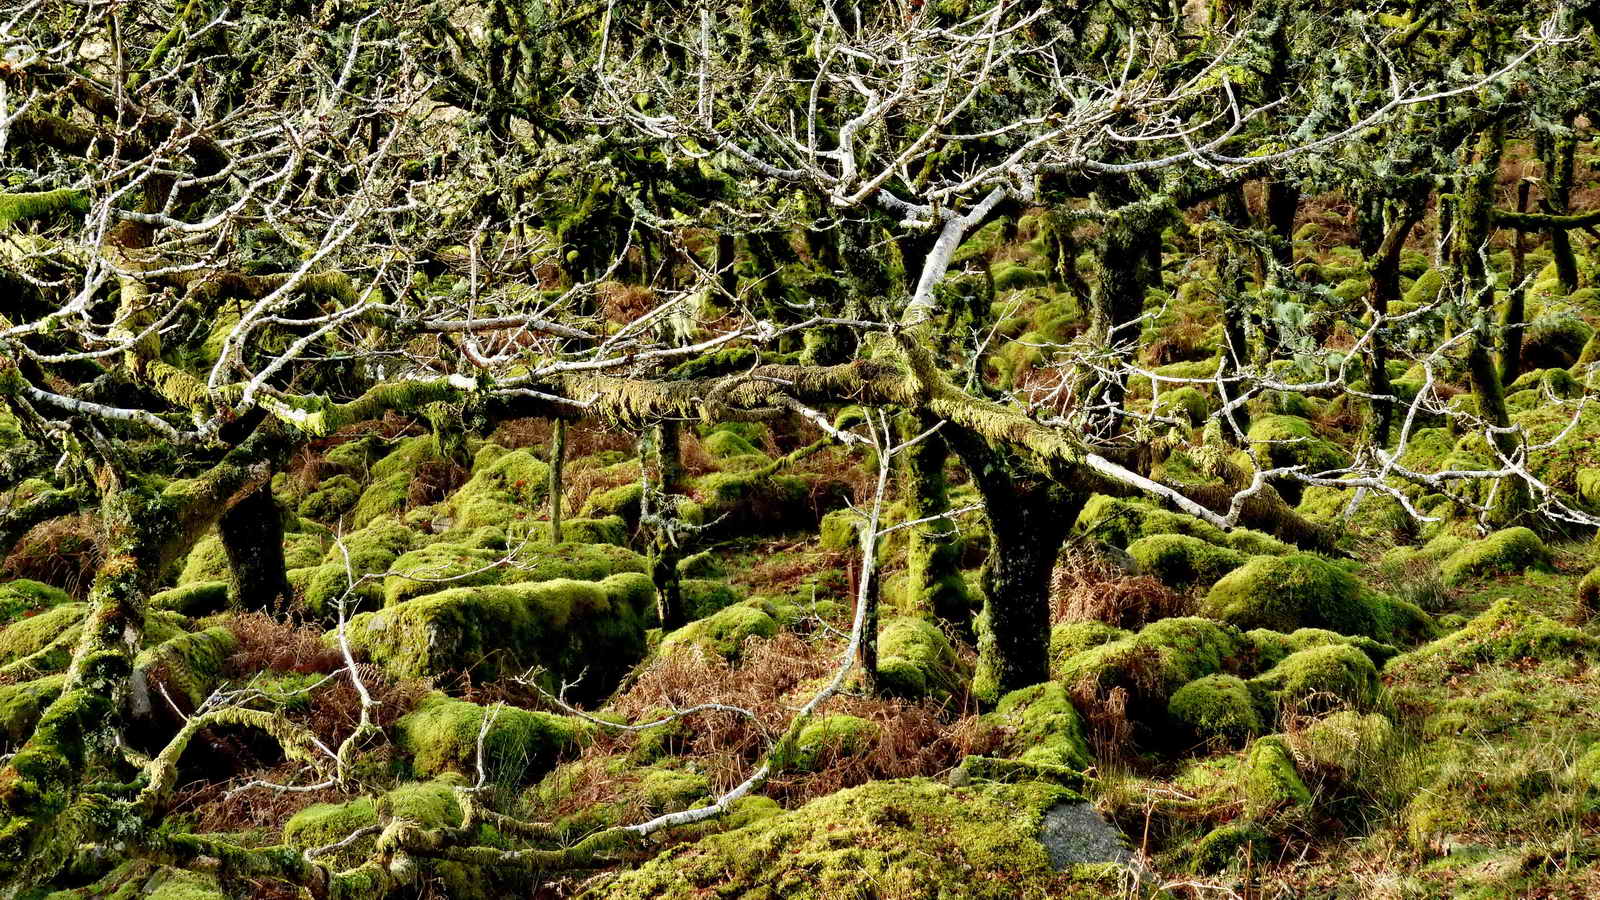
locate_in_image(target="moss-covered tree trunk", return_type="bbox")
[218,484,292,610]
[1457,124,1532,525]
[642,422,686,628]
[1541,125,1580,294]
[946,432,1082,706]
[896,412,971,633]
[1361,188,1428,449]
[1085,189,1168,433]
[1500,179,1534,385]
[548,418,566,543]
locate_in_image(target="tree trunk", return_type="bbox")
[643,422,685,628]
[946,431,1082,705]
[1543,127,1580,294]
[218,484,291,610]
[1499,179,1534,385]
[1363,189,1428,449]
[896,412,971,632]
[548,418,565,543]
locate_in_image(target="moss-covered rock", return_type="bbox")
[1389,597,1597,675]
[679,578,745,620]
[395,692,589,784]
[580,481,644,528]
[0,673,64,748]
[322,515,416,572]
[875,617,967,704]
[586,778,1130,899]
[1247,415,1350,473]
[1127,533,1245,591]
[1437,527,1552,586]
[383,540,647,606]
[149,580,230,616]
[283,797,379,868]
[345,572,656,689]
[298,474,361,521]
[1239,627,1398,672]
[1187,822,1272,874]
[1048,622,1131,673]
[177,534,230,586]
[442,447,550,531]
[656,597,792,661]
[818,508,859,551]
[0,602,88,669]
[1290,710,1396,776]
[778,714,880,772]
[694,470,828,534]
[1074,494,1291,556]
[1241,735,1312,816]
[1201,553,1434,644]
[0,579,68,626]
[1154,386,1211,426]
[1167,674,1264,744]
[1249,643,1379,712]
[990,682,1093,770]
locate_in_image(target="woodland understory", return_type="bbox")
[6,0,1600,898]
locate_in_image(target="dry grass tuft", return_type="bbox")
[225,612,346,676]
[1051,548,1191,629]
[407,458,468,508]
[2,513,102,598]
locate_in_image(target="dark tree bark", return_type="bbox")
[548,418,566,543]
[218,484,292,610]
[896,412,972,632]
[946,430,1083,705]
[643,422,686,629]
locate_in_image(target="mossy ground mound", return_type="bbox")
[875,616,968,704]
[394,693,590,784]
[1201,553,1434,644]
[345,572,656,689]
[586,778,1131,899]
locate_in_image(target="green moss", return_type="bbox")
[1522,312,1594,368]
[1201,553,1434,644]
[818,508,859,551]
[1246,415,1350,473]
[1291,710,1396,775]
[442,447,551,530]
[282,531,326,569]
[991,682,1092,770]
[1049,622,1131,674]
[1240,627,1397,672]
[656,598,788,661]
[1154,386,1211,426]
[348,471,412,529]
[283,797,379,868]
[679,578,745,620]
[323,515,416,572]
[0,673,64,747]
[395,692,589,783]
[295,563,384,619]
[1249,643,1379,712]
[778,714,880,772]
[382,540,647,606]
[134,626,240,709]
[347,572,657,689]
[1168,674,1264,743]
[297,474,361,521]
[0,602,87,667]
[580,481,644,528]
[587,778,1119,899]
[1187,822,1272,874]
[700,429,765,461]
[177,534,230,586]
[1127,534,1245,591]
[1074,494,1227,548]
[1390,597,1596,675]
[693,470,817,533]
[992,261,1046,291]
[637,767,713,811]
[1438,527,1552,586]
[149,581,229,616]
[379,776,467,828]
[559,514,630,545]
[1135,616,1246,687]
[876,616,968,704]
[0,579,69,626]
[1241,735,1312,816]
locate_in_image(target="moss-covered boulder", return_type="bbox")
[321,514,416,573]
[282,797,379,868]
[383,540,647,606]
[876,616,968,704]
[657,597,793,662]
[818,508,859,551]
[1074,494,1291,556]
[1240,627,1398,672]
[1247,415,1350,473]
[778,714,881,772]
[1201,553,1434,644]
[580,482,644,528]
[1048,622,1131,673]
[394,693,590,784]
[177,534,230,586]
[1437,527,1552,586]
[442,447,550,531]
[1249,643,1379,712]
[694,470,832,534]
[1388,597,1597,676]
[989,682,1093,770]
[345,572,656,689]
[0,602,88,670]
[586,779,1132,899]
[0,673,64,748]
[1290,710,1396,776]
[150,580,230,617]
[298,474,361,521]
[0,579,68,626]
[1168,674,1265,744]
[1127,533,1245,591]
[1241,735,1312,816]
